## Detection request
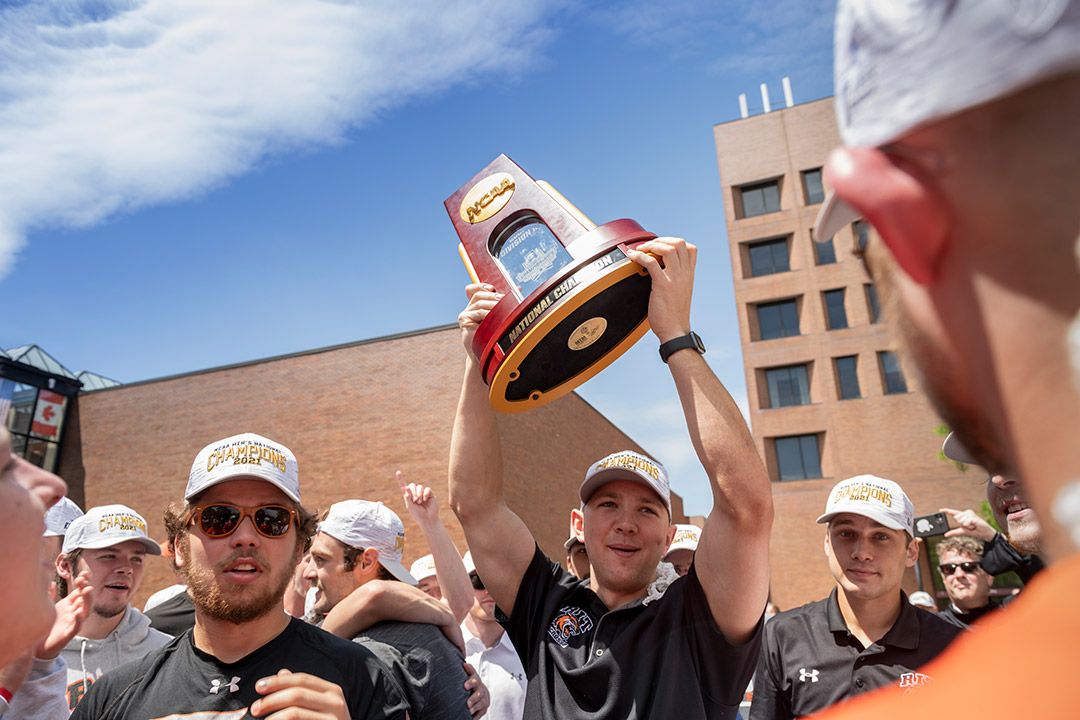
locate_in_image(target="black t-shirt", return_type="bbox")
[497,545,763,720]
[356,620,471,720]
[70,617,408,720]
[145,592,196,636]
[750,589,962,720]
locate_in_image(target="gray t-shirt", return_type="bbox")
[355,620,471,720]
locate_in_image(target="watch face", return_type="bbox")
[692,332,706,353]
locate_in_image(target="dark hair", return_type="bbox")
[342,543,364,572]
[54,548,83,599]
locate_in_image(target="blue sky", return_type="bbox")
[0,0,836,515]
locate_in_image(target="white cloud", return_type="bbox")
[0,0,559,276]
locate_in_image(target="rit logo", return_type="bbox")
[799,668,819,683]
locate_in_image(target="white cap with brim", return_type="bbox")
[816,0,1080,243]
[579,451,671,515]
[62,504,163,556]
[663,524,701,559]
[409,553,437,582]
[942,432,980,466]
[44,496,84,537]
[816,474,915,535]
[186,432,300,503]
[836,0,1080,148]
[908,591,937,609]
[319,500,417,585]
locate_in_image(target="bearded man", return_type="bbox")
[70,432,407,720]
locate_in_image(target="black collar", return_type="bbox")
[826,588,920,649]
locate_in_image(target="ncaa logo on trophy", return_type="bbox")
[445,154,656,413]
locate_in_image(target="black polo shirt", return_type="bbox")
[749,589,961,720]
[496,544,762,720]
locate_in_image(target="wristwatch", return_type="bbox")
[659,332,706,363]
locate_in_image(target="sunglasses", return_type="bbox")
[469,573,485,591]
[189,504,298,539]
[939,561,980,576]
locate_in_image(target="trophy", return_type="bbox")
[445,154,656,413]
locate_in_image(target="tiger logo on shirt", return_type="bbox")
[899,671,932,695]
[548,605,594,647]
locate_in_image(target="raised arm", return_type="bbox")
[628,238,773,643]
[447,283,536,618]
[397,472,475,624]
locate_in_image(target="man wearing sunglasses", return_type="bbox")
[935,537,998,630]
[750,476,960,720]
[70,432,407,720]
[450,236,772,719]
[808,2,1080,718]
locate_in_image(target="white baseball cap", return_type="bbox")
[409,553,437,581]
[62,504,162,556]
[835,0,1080,148]
[816,475,915,534]
[908,591,937,610]
[318,500,416,585]
[816,0,1080,242]
[44,496,84,537]
[663,524,701,559]
[579,450,671,515]
[186,433,300,503]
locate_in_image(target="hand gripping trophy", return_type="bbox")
[445,154,657,413]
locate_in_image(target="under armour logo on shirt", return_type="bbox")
[209,676,241,694]
[799,668,819,683]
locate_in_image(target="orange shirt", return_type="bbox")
[811,552,1080,718]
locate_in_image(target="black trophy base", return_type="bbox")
[487,253,651,413]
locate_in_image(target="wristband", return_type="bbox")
[0,686,13,703]
[658,331,706,363]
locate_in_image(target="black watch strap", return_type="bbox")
[659,332,706,363]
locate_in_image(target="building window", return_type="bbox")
[823,289,849,330]
[2,381,66,472]
[775,434,823,481]
[756,299,800,340]
[835,356,861,400]
[747,237,790,277]
[765,364,811,408]
[802,168,825,205]
[879,351,909,394]
[865,284,881,323]
[740,180,781,218]
[815,234,837,265]
[853,220,870,252]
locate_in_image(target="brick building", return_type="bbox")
[713,97,988,609]
[53,325,685,607]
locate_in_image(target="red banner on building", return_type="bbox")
[31,390,64,438]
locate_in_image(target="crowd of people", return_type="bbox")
[2,0,1078,718]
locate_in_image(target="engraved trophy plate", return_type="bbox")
[445,155,657,413]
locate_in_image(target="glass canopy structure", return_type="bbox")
[1,345,120,473]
